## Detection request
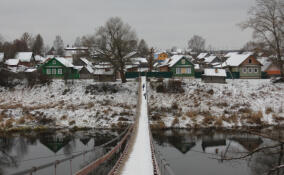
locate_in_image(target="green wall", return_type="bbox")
[171,58,195,77]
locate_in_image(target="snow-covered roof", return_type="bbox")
[56,57,74,67]
[204,55,217,63]
[73,66,83,70]
[194,64,200,70]
[203,69,226,77]
[80,58,92,66]
[157,55,192,68]
[5,59,19,66]
[94,69,114,75]
[25,68,37,73]
[197,53,209,59]
[65,46,88,50]
[34,55,46,63]
[0,53,4,62]
[258,57,272,71]
[15,52,33,62]
[133,57,148,64]
[221,52,254,67]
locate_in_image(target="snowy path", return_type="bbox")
[120,76,154,175]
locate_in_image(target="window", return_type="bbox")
[52,60,56,65]
[248,59,252,64]
[46,69,51,75]
[186,68,191,74]
[255,68,258,73]
[58,69,62,75]
[248,68,252,73]
[181,59,185,64]
[243,68,247,73]
[176,68,181,74]
[52,69,57,75]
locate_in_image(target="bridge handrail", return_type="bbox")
[10,125,131,175]
[146,79,176,175]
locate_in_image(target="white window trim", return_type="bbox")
[46,69,51,75]
[58,69,62,75]
[248,68,252,73]
[186,68,191,74]
[52,69,57,75]
[181,59,185,64]
[255,68,258,73]
[52,60,56,65]
[176,68,181,74]
[243,68,247,73]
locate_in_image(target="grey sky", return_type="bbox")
[0,0,255,50]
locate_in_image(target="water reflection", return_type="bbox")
[0,129,120,175]
[153,129,284,175]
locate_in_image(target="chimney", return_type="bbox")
[215,68,218,73]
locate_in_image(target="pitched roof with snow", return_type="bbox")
[204,55,217,63]
[15,52,33,62]
[221,52,254,67]
[197,53,209,59]
[34,55,47,63]
[203,69,226,77]
[158,55,193,68]
[56,57,74,67]
[0,53,4,62]
[5,59,19,66]
[258,57,272,71]
[80,58,92,66]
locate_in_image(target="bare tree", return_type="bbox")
[147,47,155,72]
[32,34,44,56]
[241,0,284,76]
[188,35,206,53]
[137,39,149,57]
[53,35,65,56]
[93,17,138,83]
[21,32,34,50]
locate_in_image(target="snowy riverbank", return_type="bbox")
[0,79,138,130]
[149,79,284,129]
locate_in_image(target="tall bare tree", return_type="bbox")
[241,0,284,76]
[93,17,138,83]
[53,35,65,56]
[137,39,149,57]
[32,34,44,56]
[187,35,206,53]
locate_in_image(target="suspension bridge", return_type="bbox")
[11,76,175,175]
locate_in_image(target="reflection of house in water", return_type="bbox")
[230,136,263,152]
[202,138,227,152]
[40,133,71,153]
[80,136,91,145]
[168,134,196,154]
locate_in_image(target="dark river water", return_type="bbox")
[0,129,121,175]
[152,129,284,175]
[1,129,284,175]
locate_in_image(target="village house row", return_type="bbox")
[0,46,282,83]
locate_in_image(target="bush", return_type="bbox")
[171,102,179,110]
[167,80,184,93]
[69,120,76,125]
[156,85,165,93]
[265,107,273,114]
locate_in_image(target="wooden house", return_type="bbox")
[158,55,195,78]
[15,52,35,67]
[154,52,168,63]
[258,57,281,77]
[40,57,80,79]
[93,62,116,81]
[219,52,262,79]
[202,69,226,83]
[73,58,94,79]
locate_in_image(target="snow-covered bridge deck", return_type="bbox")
[120,76,155,175]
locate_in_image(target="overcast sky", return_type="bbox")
[0,0,255,50]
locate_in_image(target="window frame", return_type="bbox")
[243,68,247,73]
[248,68,252,73]
[186,68,191,74]
[254,68,258,73]
[52,60,56,65]
[176,68,181,74]
[52,69,57,75]
[58,69,62,75]
[181,59,186,64]
[46,69,51,75]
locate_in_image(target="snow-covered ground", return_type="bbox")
[148,79,284,128]
[0,79,138,129]
[121,76,154,175]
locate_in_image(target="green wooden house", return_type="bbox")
[158,55,195,77]
[39,57,80,79]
